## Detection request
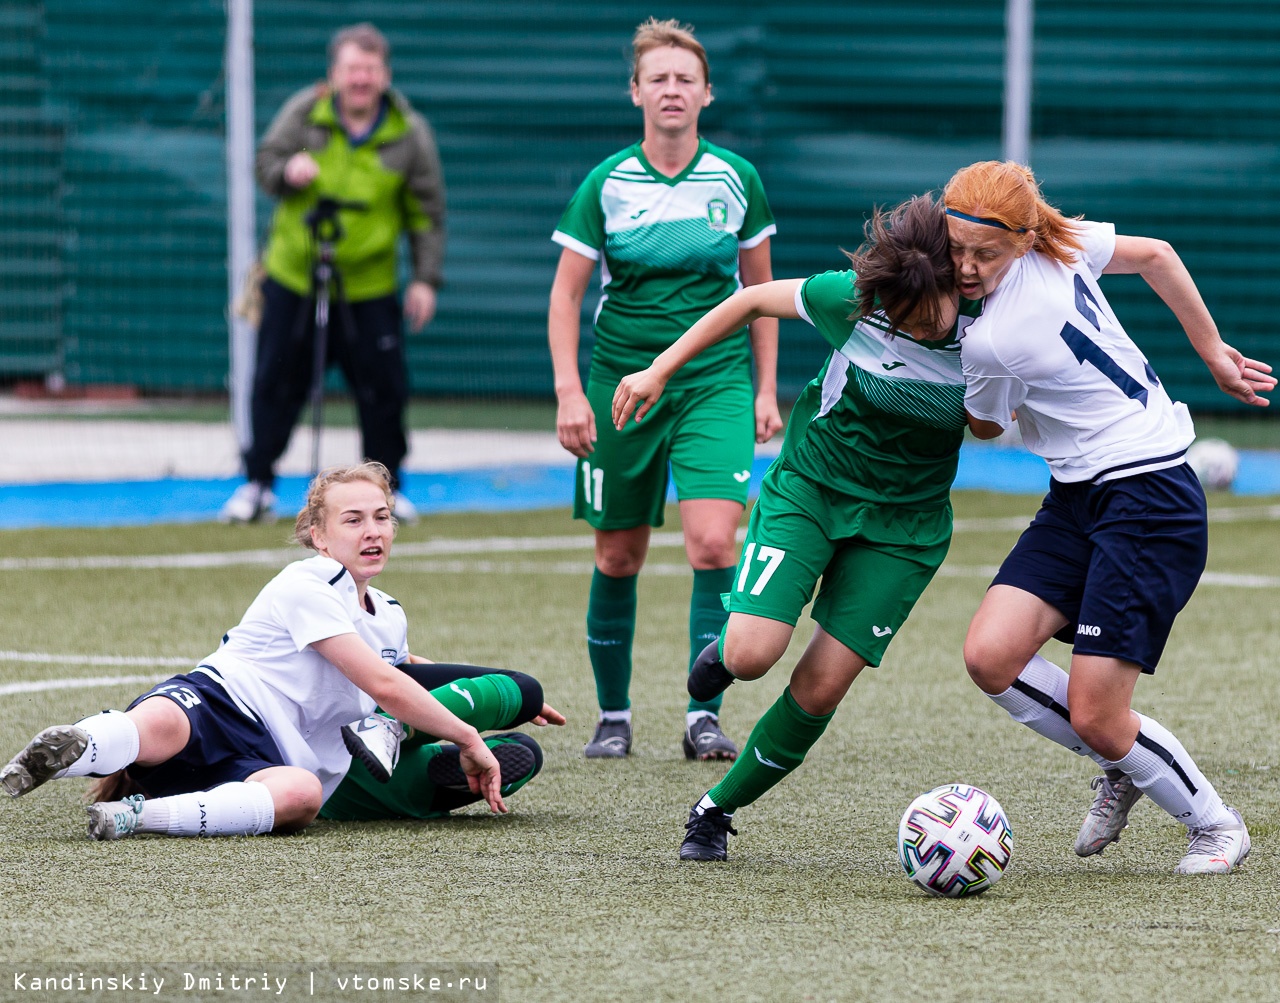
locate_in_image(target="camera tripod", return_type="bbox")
[301,196,367,479]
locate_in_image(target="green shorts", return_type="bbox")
[726,464,952,666]
[575,376,755,530]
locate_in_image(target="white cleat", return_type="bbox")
[393,491,418,525]
[341,713,404,783]
[1,725,89,798]
[1175,807,1251,875]
[219,482,277,523]
[86,794,145,840]
[1074,773,1143,856]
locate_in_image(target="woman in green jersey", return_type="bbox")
[548,18,782,761]
[614,195,999,860]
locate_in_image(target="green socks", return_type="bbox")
[708,687,834,814]
[586,569,638,712]
[688,566,734,714]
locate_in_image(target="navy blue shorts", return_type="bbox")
[991,463,1207,673]
[124,669,286,798]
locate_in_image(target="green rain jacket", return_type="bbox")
[257,84,446,301]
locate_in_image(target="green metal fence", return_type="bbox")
[1,0,1276,411]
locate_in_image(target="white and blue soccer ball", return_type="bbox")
[897,784,1013,898]
[1186,437,1239,491]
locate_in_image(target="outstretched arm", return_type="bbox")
[613,279,803,429]
[1107,236,1274,407]
[739,240,784,443]
[313,633,507,813]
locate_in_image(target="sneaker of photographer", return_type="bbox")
[219,482,276,524]
[393,492,419,525]
[341,713,404,783]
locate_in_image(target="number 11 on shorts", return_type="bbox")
[582,462,604,512]
[736,542,786,596]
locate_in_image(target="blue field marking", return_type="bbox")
[2,446,1278,530]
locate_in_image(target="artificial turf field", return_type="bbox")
[2,492,1278,1002]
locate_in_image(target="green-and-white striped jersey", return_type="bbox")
[779,270,977,510]
[553,138,776,389]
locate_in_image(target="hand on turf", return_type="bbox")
[531,702,566,727]
[755,391,783,443]
[460,738,507,814]
[283,151,320,189]
[1208,344,1275,407]
[613,368,666,429]
[404,282,437,332]
[556,391,596,458]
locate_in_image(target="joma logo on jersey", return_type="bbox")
[706,199,728,230]
[1077,624,1102,637]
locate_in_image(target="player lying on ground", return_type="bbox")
[1,462,563,839]
[549,18,782,762]
[945,160,1275,875]
[614,195,995,861]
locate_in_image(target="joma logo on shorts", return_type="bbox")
[1077,624,1102,637]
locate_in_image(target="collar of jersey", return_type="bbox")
[861,311,961,351]
[633,137,706,186]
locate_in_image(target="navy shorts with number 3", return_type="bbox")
[992,463,1208,673]
[124,669,286,797]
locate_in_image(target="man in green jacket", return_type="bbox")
[221,22,446,524]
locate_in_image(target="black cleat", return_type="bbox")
[682,715,739,761]
[680,804,737,861]
[427,734,538,792]
[584,718,632,759]
[2,725,89,798]
[687,640,737,703]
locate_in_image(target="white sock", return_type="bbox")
[1105,714,1232,830]
[686,710,717,728]
[135,781,276,837]
[56,711,140,778]
[695,792,728,816]
[986,655,1108,767]
[600,709,632,724]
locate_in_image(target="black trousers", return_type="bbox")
[244,277,409,489]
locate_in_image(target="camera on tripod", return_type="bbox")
[304,196,368,245]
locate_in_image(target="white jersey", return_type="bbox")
[198,555,409,799]
[961,220,1194,483]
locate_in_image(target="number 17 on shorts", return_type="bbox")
[735,543,787,596]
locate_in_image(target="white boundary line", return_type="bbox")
[0,673,168,696]
[4,504,1279,572]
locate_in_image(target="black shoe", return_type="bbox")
[427,734,538,791]
[680,803,737,861]
[687,640,737,703]
[682,715,739,761]
[584,718,632,759]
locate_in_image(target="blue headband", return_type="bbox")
[945,207,1028,233]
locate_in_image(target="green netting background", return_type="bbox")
[1,0,1278,411]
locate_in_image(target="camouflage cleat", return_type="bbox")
[1,725,90,798]
[1074,773,1143,857]
[86,794,145,841]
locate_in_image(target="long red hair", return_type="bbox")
[943,161,1084,265]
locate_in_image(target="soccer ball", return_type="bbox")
[897,784,1013,898]
[1186,438,1239,490]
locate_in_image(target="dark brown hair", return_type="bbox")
[846,195,954,333]
[328,23,390,69]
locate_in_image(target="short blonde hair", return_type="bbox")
[631,17,709,85]
[294,461,395,549]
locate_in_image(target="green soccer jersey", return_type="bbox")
[553,138,776,389]
[779,270,978,512]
